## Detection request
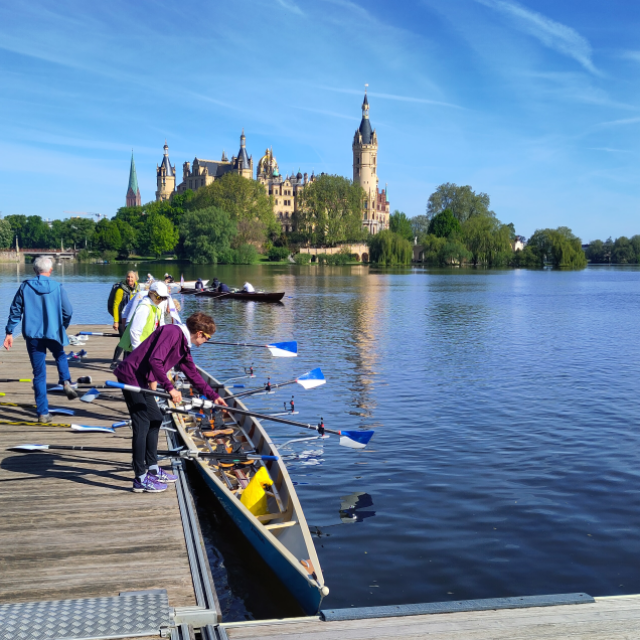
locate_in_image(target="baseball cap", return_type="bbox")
[149,281,169,297]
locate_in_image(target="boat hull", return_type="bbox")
[194,291,285,302]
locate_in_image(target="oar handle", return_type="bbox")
[105,380,172,399]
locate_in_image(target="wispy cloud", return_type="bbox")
[275,0,303,15]
[476,0,599,75]
[596,116,640,127]
[292,106,357,121]
[621,50,640,63]
[586,147,636,154]
[319,85,465,109]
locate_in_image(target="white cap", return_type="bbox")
[149,281,169,297]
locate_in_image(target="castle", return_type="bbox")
[137,92,390,233]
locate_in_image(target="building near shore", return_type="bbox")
[152,92,390,234]
[125,152,141,207]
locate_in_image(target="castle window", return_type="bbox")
[189,180,192,188]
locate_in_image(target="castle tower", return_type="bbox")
[125,151,141,207]
[156,141,176,202]
[353,88,387,232]
[234,129,253,179]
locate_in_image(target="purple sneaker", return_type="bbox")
[133,474,167,493]
[150,468,178,484]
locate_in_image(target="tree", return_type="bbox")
[113,219,137,256]
[186,174,277,246]
[63,218,95,249]
[410,214,431,240]
[140,214,178,257]
[428,208,462,238]
[93,218,122,251]
[368,230,412,265]
[295,174,366,246]
[427,183,493,223]
[612,236,636,264]
[631,236,640,263]
[440,239,471,266]
[389,211,414,241]
[585,239,605,263]
[525,227,587,269]
[461,215,512,266]
[5,215,50,248]
[0,218,12,249]
[180,206,237,264]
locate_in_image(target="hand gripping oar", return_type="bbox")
[180,400,374,449]
[230,368,326,399]
[204,340,297,358]
[9,443,278,461]
[0,420,116,433]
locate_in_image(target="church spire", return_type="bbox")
[126,150,141,207]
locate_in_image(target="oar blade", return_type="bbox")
[266,341,298,358]
[70,424,116,433]
[80,388,100,403]
[49,407,75,416]
[11,444,50,451]
[339,430,374,449]
[296,367,326,390]
[111,421,130,428]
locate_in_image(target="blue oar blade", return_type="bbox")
[296,367,326,390]
[266,341,298,358]
[80,388,100,403]
[49,407,75,416]
[339,430,374,449]
[111,421,130,428]
[70,424,116,433]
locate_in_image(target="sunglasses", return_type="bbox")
[201,332,211,340]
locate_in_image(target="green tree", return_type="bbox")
[427,183,494,223]
[93,218,122,251]
[5,215,50,248]
[186,174,277,246]
[180,206,237,264]
[418,234,446,264]
[585,239,605,263]
[368,230,413,265]
[612,236,636,264]
[461,215,512,266]
[295,174,366,246]
[440,239,471,266]
[630,235,640,263]
[113,219,137,256]
[410,214,431,240]
[64,218,95,249]
[526,227,587,269]
[0,218,12,249]
[140,214,178,257]
[389,211,414,241]
[428,208,462,238]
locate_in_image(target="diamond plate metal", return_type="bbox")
[0,592,171,640]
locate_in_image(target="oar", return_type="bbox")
[204,340,297,358]
[9,443,278,461]
[230,368,325,399]
[178,402,374,449]
[0,420,115,433]
[77,331,120,337]
[0,402,74,416]
[0,378,33,383]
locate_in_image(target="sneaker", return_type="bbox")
[132,474,167,493]
[63,380,79,400]
[150,468,178,484]
[38,414,51,424]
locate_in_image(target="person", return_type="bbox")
[242,282,255,293]
[212,278,220,291]
[118,281,169,354]
[218,282,231,293]
[114,311,229,493]
[164,273,174,284]
[110,271,138,369]
[3,256,78,423]
[195,278,204,291]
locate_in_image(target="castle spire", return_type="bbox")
[126,150,141,207]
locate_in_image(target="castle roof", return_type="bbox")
[194,158,236,178]
[358,117,373,144]
[128,151,139,194]
[237,146,250,169]
[160,143,175,177]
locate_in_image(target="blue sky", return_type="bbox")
[0,0,638,241]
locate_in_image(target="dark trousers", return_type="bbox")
[25,337,72,416]
[111,320,127,363]
[123,389,163,478]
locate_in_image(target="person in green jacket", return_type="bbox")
[110,271,138,368]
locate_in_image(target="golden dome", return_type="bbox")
[258,148,279,177]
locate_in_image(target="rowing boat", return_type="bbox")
[194,291,285,302]
[171,367,328,614]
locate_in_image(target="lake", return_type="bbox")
[1,261,639,620]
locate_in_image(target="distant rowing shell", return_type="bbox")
[192,290,285,302]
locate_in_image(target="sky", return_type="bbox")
[0,0,638,241]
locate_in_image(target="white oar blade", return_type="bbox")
[266,341,298,358]
[80,388,100,403]
[49,407,75,416]
[339,430,374,449]
[12,444,50,451]
[296,368,326,390]
[71,424,116,433]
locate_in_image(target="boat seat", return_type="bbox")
[265,520,298,531]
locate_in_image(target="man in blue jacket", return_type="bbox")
[3,256,78,422]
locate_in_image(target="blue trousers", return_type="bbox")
[25,337,72,416]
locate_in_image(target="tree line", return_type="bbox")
[585,236,640,264]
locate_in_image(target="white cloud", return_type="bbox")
[476,0,599,74]
[621,51,640,63]
[319,85,465,110]
[275,0,304,15]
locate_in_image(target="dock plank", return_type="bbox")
[0,325,197,607]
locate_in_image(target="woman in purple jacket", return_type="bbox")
[114,311,228,493]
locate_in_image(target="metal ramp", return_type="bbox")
[0,590,171,640]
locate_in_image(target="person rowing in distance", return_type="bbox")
[242,282,255,293]
[194,278,204,291]
[114,311,228,493]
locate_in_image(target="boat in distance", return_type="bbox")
[193,290,285,302]
[171,367,327,615]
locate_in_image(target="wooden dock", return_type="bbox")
[0,325,196,608]
[222,595,640,639]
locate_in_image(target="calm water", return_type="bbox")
[2,262,640,618]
